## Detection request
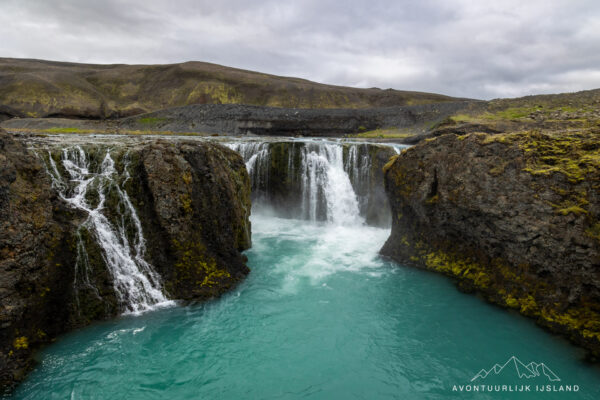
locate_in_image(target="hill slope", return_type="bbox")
[0,58,459,120]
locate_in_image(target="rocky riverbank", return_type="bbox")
[0,129,251,390]
[381,129,600,358]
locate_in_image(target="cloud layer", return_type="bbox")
[1,0,599,99]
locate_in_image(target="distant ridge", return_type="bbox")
[0,57,460,120]
[471,356,561,382]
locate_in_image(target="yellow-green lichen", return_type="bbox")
[179,194,193,214]
[13,336,28,350]
[518,131,600,183]
[172,239,231,287]
[585,223,600,242]
[382,155,399,173]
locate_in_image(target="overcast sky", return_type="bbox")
[1,0,599,99]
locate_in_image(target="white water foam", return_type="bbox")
[250,215,391,294]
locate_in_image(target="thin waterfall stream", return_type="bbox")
[42,145,173,314]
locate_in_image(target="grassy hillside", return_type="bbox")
[0,58,459,119]
[431,88,600,134]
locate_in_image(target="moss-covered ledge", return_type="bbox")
[381,130,600,358]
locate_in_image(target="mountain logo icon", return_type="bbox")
[471,356,561,382]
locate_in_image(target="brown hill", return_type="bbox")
[0,58,460,120]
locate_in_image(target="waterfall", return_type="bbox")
[300,144,362,225]
[226,140,394,226]
[43,146,172,314]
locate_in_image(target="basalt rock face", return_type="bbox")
[0,131,251,390]
[381,131,600,358]
[132,141,251,300]
[0,129,84,388]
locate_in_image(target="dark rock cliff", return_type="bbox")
[381,131,600,358]
[0,130,251,390]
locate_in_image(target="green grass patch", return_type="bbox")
[137,117,167,125]
[450,114,477,123]
[353,128,416,139]
[42,127,94,134]
[483,107,540,120]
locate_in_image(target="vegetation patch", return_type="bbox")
[352,128,416,139]
[172,239,231,288]
[42,127,95,134]
[137,117,167,125]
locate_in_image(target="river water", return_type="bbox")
[10,212,600,399]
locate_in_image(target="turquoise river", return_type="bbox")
[8,213,600,399]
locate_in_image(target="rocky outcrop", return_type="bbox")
[0,130,251,390]
[381,131,600,358]
[130,141,251,300]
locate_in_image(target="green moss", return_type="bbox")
[505,296,520,308]
[13,336,28,350]
[179,194,193,214]
[542,306,600,341]
[181,171,193,185]
[42,127,94,134]
[478,131,598,217]
[450,114,477,123]
[382,155,399,173]
[556,205,587,216]
[494,131,600,183]
[353,128,415,138]
[585,223,600,242]
[172,239,231,287]
[484,106,538,120]
[137,117,167,125]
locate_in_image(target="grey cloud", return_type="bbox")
[0,0,599,99]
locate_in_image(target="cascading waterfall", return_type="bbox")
[43,146,172,314]
[228,141,272,195]
[300,144,362,225]
[227,140,381,226]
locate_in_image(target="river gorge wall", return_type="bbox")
[381,131,600,358]
[0,129,251,388]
